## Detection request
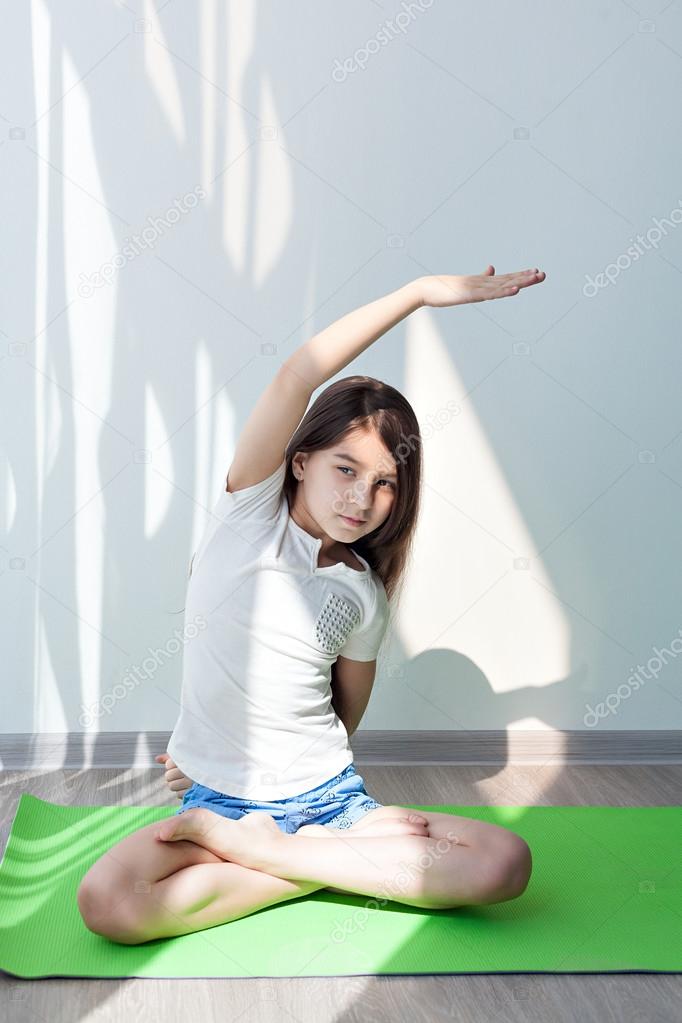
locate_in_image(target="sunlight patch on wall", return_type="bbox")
[512,716,557,730]
[32,0,51,534]
[401,310,570,692]
[145,382,172,538]
[462,571,570,694]
[59,41,121,714]
[200,0,217,199]
[61,44,116,410]
[3,461,17,534]
[193,338,222,546]
[35,615,67,732]
[222,1,256,271]
[143,0,185,144]
[253,75,293,287]
[194,339,212,518]
[73,403,105,712]
[187,340,236,556]
[212,377,235,487]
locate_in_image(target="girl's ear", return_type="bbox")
[291,452,308,481]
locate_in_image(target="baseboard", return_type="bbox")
[0,730,680,769]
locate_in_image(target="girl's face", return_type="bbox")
[292,431,398,543]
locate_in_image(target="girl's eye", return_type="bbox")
[337,467,396,490]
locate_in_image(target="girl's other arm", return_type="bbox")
[155,753,194,799]
[330,656,376,738]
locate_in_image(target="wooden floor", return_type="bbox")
[1,763,680,1021]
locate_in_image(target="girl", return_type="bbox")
[77,265,546,945]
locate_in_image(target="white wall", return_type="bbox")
[3,0,682,745]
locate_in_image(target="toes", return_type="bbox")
[182,807,214,835]
[155,821,174,841]
[156,807,204,841]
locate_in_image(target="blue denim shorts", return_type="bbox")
[175,762,383,835]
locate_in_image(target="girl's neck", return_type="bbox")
[287,496,339,559]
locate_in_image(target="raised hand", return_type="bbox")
[155,752,194,799]
[417,265,546,308]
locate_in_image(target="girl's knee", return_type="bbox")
[77,875,131,941]
[78,871,159,945]
[509,836,533,893]
[486,837,533,902]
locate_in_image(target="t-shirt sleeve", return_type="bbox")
[336,578,390,662]
[190,459,287,572]
[215,458,287,523]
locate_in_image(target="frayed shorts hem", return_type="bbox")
[175,762,382,835]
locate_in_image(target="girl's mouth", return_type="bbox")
[340,515,365,527]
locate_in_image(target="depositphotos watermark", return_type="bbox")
[331,0,435,81]
[78,615,207,726]
[77,185,207,298]
[583,198,682,297]
[583,628,682,727]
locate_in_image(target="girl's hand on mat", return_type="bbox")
[155,753,194,799]
[417,266,545,308]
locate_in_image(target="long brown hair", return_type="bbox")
[283,375,422,606]
[175,375,422,613]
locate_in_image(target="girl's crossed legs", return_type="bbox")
[77,802,531,945]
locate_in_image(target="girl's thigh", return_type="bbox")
[78,818,326,943]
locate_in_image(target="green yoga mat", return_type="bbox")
[0,794,680,978]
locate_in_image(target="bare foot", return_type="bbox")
[155,807,282,869]
[351,813,430,838]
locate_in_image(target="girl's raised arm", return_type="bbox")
[225,280,422,493]
[283,265,544,391]
[228,266,544,492]
[225,364,314,493]
[283,280,423,395]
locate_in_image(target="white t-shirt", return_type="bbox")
[167,458,390,800]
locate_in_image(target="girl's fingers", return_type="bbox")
[467,269,543,296]
[168,777,191,791]
[487,268,540,284]
[486,273,544,296]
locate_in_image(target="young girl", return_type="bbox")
[77,265,546,945]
